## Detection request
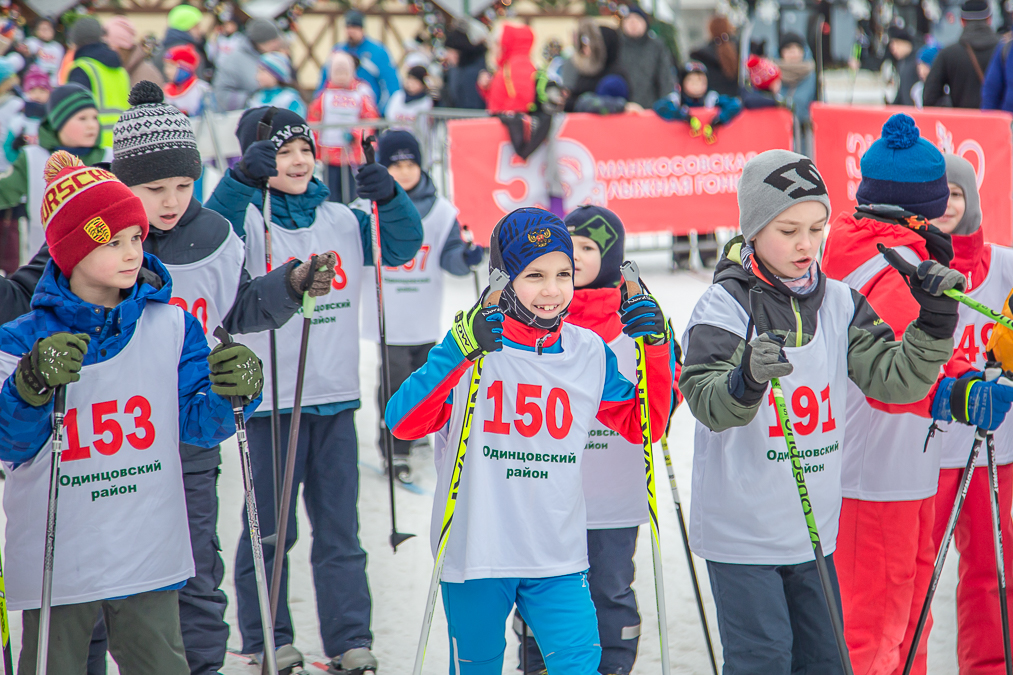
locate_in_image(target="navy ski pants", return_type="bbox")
[234,410,372,658]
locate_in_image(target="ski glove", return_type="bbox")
[287,252,337,299]
[729,333,794,405]
[237,139,278,186]
[356,163,396,203]
[452,300,504,361]
[932,373,1013,431]
[15,333,90,407]
[463,243,485,267]
[909,260,963,340]
[207,342,264,401]
[620,294,669,344]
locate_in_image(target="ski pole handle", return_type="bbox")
[461,224,475,245]
[362,134,377,165]
[484,268,509,307]
[52,384,66,419]
[257,107,277,144]
[620,260,644,296]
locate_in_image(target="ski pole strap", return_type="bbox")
[877,244,1013,331]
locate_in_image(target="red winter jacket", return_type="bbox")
[481,24,537,113]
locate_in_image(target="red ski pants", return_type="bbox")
[930,464,1013,674]
[836,496,936,675]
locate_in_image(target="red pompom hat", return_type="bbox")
[747,55,781,91]
[42,150,149,277]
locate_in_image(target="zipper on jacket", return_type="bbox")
[790,297,803,348]
[536,334,548,355]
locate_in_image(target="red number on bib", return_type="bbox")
[169,297,187,311]
[386,245,432,273]
[92,400,123,455]
[514,384,543,437]
[62,408,90,461]
[484,380,511,434]
[982,323,996,361]
[125,396,156,450]
[168,297,210,335]
[546,388,574,439]
[820,385,837,433]
[792,387,819,435]
[331,251,347,290]
[955,324,979,363]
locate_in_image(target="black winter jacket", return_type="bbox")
[924,22,998,108]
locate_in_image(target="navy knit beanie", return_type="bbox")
[595,74,629,100]
[236,106,315,156]
[378,130,421,167]
[856,114,949,219]
[489,207,573,279]
[565,205,625,289]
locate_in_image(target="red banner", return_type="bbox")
[812,103,1013,246]
[446,109,796,244]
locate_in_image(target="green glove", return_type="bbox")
[451,301,504,361]
[15,333,90,407]
[208,342,264,401]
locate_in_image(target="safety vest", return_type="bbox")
[71,57,130,149]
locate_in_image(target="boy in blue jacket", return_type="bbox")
[204,106,423,673]
[0,151,263,674]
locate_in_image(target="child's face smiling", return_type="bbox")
[571,235,601,288]
[752,201,827,279]
[269,138,315,194]
[70,225,145,308]
[131,177,195,231]
[930,182,966,234]
[512,251,574,320]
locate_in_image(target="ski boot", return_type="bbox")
[326,647,378,674]
[246,644,306,675]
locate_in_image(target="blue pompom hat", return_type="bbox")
[491,207,573,279]
[855,113,949,219]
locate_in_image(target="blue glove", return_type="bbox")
[463,243,485,267]
[620,293,669,344]
[237,139,277,186]
[356,163,396,202]
[932,374,1013,431]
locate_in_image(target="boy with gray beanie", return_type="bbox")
[680,147,959,673]
[822,113,1013,674]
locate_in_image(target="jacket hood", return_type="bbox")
[821,212,930,283]
[74,42,123,69]
[405,171,437,218]
[962,21,1000,50]
[571,20,607,76]
[29,252,172,335]
[567,287,623,342]
[943,153,982,235]
[951,227,989,288]
[498,24,534,65]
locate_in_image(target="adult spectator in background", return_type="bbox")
[616,5,673,108]
[441,24,487,109]
[212,17,286,111]
[887,25,920,106]
[159,4,211,80]
[777,32,816,124]
[104,16,164,87]
[562,19,623,112]
[689,16,739,96]
[66,16,129,148]
[479,23,536,113]
[924,0,997,108]
[316,10,400,114]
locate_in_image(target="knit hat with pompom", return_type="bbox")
[111,80,202,186]
[856,113,949,219]
[43,150,149,276]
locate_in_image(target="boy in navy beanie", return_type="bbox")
[822,113,980,674]
[365,129,484,482]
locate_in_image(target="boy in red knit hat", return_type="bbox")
[0,151,264,674]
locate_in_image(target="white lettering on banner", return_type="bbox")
[595,152,758,200]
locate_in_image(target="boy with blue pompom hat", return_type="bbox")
[823,113,1013,674]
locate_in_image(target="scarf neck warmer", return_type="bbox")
[742,243,820,295]
[501,282,569,332]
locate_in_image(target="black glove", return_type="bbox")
[237,139,277,187]
[463,243,485,267]
[15,333,90,407]
[620,293,668,344]
[909,260,963,339]
[728,333,793,405]
[356,163,396,203]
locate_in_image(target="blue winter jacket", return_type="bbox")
[316,39,401,113]
[0,254,258,465]
[982,39,1013,113]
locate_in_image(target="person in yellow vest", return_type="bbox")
[65,16,129,149]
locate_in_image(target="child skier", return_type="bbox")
[822,116,1013,675]
[308,50,379,204]
[204,105,423,674]
[385,207,674,675]
[363,129,484,483]
[162,43,211,116]
[0,83,106,263]
[383,65,432,127]
[680,148,961,673]
[0,150,264,674]
[516,204,682,675]
[248,52,307,118]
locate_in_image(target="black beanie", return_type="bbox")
[378,129,421,167]
[112,81,202,186]
[564,205,625,289]
[236,106,315,156]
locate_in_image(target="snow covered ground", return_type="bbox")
[2,251,965,674]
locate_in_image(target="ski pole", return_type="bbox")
[0,542,12,675]
[461,224,482,301]
[36,384,67,675]
[212,327,278,675]
[619,260,671,675]
[749,284,854,675]
[361,134,416,552]
[878,244,1013,332]
[412,269,509,675]
[660,434,719,675]
[266,255,322,647]
[986,426,1013,675]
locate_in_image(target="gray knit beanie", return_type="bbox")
[246,18,282,46]
[942,154,982,236]
[738,149,831,242]
[111,81,202,186]
[69,16,103,48]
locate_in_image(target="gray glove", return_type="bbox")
[742,333,794,387]
[913,260,967,296]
